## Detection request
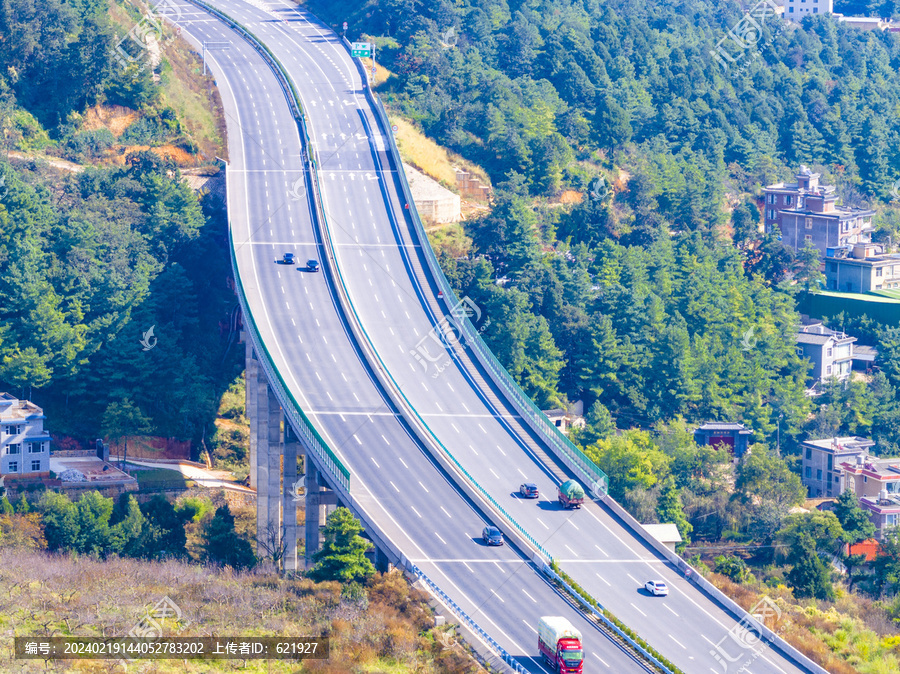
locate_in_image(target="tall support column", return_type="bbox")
[305,460,323,568]
[256,371,282,557]
[245,339,259,490]
[283,425,299,574]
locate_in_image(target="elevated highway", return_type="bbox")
[173,1,825,672]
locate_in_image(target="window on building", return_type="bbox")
[805,466,811,477]
[786,195,792,206]
[8,461,17,472]
[27,442,42,453]
[555,420,562,427]
[806,447,812,459]
[829,262,837,272]
[7,443,20,455]
[826,365,832,375]
[827,455,833,470]
[835,475,840,483]
[30,460,40,472]
[805,218,813,229]
[877,268,883,277]
[827,348,833,357]
[817,469,823,480]
[805,235,812,241]
[864,475,868,483]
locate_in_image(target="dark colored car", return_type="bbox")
[519,482,539,499]
[482,526,504,546]
[307,259,320,272]
[282,252,295,264]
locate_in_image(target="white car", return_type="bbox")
[645,580,669,596]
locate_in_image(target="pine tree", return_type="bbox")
[655,475,693,545]
[833,490,876,544]
[112,495,148,558]
[309,507,375,584]
[0,495,13,515]
[15,494,30,514]
[203,504,255,571]
[786,532,834,600]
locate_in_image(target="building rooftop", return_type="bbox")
[841,454,900,480]
[796,322,855,345]
[802,436,875,453]
[695,422,753,434]
[0,393,43,421]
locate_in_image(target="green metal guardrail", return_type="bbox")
[348,61,609,499]
[185,0,351,492]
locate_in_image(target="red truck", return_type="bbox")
[557,479,585,509]
[538,616,584,673]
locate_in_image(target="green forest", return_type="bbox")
[0,0,240,448]
[307,0,900,450]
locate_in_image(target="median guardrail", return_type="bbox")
[342,43,609,501]
[410,564,529,674]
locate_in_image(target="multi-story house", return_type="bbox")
[0,393,51,476]
[783,0,833,20]
[763,166,875,257]
[824,243,900,293]
[800,436,874,498]
[796,322,856,384]
[841,455,900,539]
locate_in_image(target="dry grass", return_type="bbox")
[158,32,228,162]
[0,549,483,673]
[82,105,140,137]
[708,573,900,673]
[390,117,488,194]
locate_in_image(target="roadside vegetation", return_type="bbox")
[0,546,480,673]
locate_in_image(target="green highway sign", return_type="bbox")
[351,42,372,58]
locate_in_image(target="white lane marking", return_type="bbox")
[595,544,609,558]
[371,457,379,468]
[489,590,504,603]
[592,652,610,668]
[353,434,361,444]
[669,634,686,649]
[440,506,452,518]
[419,481,429,493]
[489,468,500,479]
[410,506,422,517]
[595,573,611,586]
[536,518,549,530]
[630,602,647,617]
[665,604,680,617]
[435,531,447,545]
[381,434,391,445]
[398,457,408,469]
[522,620,537,634]
[564,544,578,557]
[626,573,640,584]
[389,481,399,493]
[522,589,537,603]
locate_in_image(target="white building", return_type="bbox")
[783,0,833,20]
[0,393,51,476]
